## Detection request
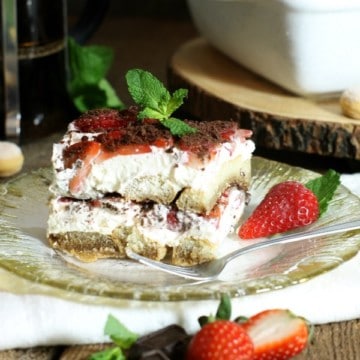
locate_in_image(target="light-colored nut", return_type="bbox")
[0,141,24,177]
[340,87,360,120]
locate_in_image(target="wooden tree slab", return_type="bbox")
[167,38,360,161]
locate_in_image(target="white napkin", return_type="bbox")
[0,174,359,350]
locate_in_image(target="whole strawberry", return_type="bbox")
[242,309,311,360]
[186,294,254,360]
[238,181,319,239]
[186,320,254,360]
[238,169,340,239]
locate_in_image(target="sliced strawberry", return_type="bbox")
[238,181,319,239]
[242,309,310,360]
[205,204,222,219]
[186,320,254,360]
[219,126,253,142]
[94,129,126,152]
[205,190,230,219]
[73,109,129,133]
[152,136,174,148]
[89,199,102,208]
[166,209,179,230]
[237,129,253,139]
[69,141,101,194]
[177,138,211,154]
[116,143,152,155]
[63,140,100,169]
[177,139,218,167]
[219,128,236,141]
[118,106,139,123]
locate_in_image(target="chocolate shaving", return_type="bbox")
[95,118,237,156]
[179,120,237,158]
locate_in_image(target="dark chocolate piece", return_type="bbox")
[127,325,191,360]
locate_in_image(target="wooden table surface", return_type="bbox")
[167,38,360,164]
[1,14,360,360]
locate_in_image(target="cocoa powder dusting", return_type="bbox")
[181,120,236,151]
[121,121,173,145]
[65,108,239,161]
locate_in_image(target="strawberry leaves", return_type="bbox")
[199,293,232,327]
[305,169,340,216]
[126,69,196,136]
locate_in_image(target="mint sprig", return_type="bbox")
[305,169,340,216]
[89,315,138,360]
[125,68,196,136]
[68,37,125,112]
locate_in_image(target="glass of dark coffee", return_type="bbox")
[0,0,109,143]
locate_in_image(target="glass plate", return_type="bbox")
[0,157,359,302]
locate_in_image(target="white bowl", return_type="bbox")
[187,0,360,97]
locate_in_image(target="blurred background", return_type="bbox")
[68,0,190,19]
[65,0,360,172]
[67,0,195,105]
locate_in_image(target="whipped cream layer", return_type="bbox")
[48,187,247,262]
[51,129,255,205]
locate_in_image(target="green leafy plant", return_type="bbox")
[126,68,196,136]
[89,315,138,360]
[68,37,125,112]
[67,42,195,136]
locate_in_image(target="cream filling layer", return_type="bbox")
[51,131,255,200]
[47,187,246,248]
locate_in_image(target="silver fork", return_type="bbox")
[126,220,360,281]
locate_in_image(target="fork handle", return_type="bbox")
[228,220,360,262]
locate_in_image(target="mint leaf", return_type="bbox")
[138,107,164,120]
[105,315,138,349]
[68,37,113,85]
[126,68,169,111]
[125,69,195,136]
[72,84,107,113]
[163,88,189,117]
[162,117,197,136]
[89,315,138,360]
[98,79,124,109]
[88,346,125,360]
[68,37,124,112]
[305,169,340,216]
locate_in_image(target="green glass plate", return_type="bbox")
[0,157,359,302]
